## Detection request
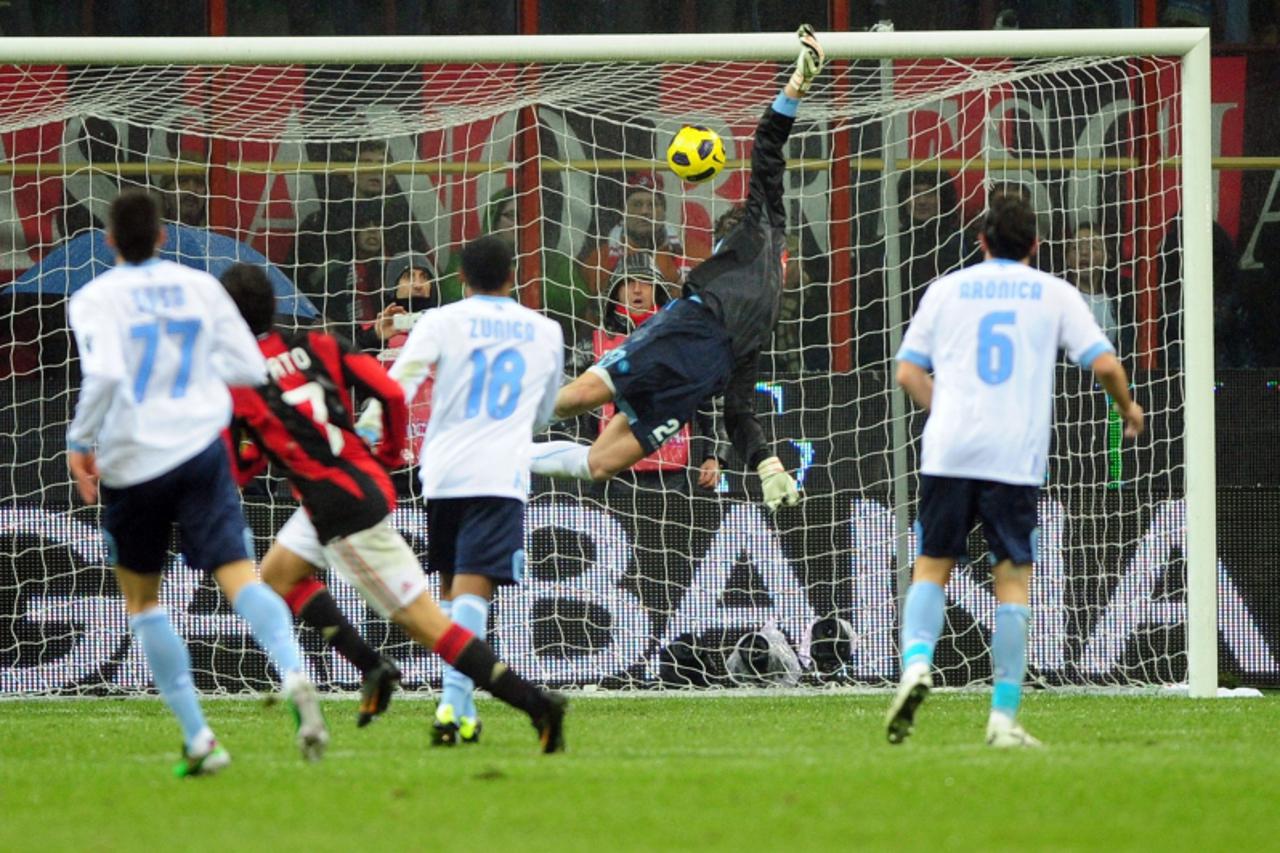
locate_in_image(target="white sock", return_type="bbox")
[529,441,592,480]
[189,726,216,756]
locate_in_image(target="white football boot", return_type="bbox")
[285,672,329,762]
[174,732,231,779]
[985,713,1043,749]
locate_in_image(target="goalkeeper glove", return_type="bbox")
[789,24,825,96]
[757,456,800,512]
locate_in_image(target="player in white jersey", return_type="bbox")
[65,190,326,776]
[883,193,1144,748]
[358,234,563,745]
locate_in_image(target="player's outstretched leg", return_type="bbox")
[531,415,648,482]
[529,440,594,480]
[885,576,945,744]
[986,600,1041,748]
[219,562,329,761]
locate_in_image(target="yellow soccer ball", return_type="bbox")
[666,125,726,183]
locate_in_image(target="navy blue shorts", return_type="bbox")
[915,475,1039,566]
[426,497,525,585]
[594,298,733,454]
[100,438,252,574]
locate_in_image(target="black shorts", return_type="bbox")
[100,438,252,574]
[915,475,1039,566]
[426,497,525,585]
[594,298,733,454]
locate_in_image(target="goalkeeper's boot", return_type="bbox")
[532,690,567,755]
[431,702,461,747]
[884,660,932,745]
[173,737,231,779]
[985,713,1043,749]
[286,674,329,762]
[459,715,483,744]
[356,657,402,728]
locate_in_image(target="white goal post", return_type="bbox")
[0,29,1218,696]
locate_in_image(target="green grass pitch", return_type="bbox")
[2,693,1278,851]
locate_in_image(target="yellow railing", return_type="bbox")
[2,156,1279,177]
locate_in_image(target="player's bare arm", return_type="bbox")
[67,449,100,505]
[896,360,934,410]
[1089,351,1144,437]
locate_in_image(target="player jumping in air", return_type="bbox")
[357,235,565,747]
[65,190,326,777]
[884,193,1144,748]
[221,263,567,753]
[527,25,825,512]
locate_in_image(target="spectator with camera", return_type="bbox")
[355,253,440,353]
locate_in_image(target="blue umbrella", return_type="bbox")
[3,223,318,320]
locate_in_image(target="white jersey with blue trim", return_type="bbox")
[896,258,1113,486]
[387,295,564,501]
[66,259,267,487]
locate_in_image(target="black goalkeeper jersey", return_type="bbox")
[683,103,795,468]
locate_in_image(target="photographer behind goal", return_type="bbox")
[355,252,439,352]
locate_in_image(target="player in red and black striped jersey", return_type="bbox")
[228,310,409,541]
[226,293,409,726]
[222,264,565,752]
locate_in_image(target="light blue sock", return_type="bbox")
[437,599,463,714]
[233,582,303,679]
[900,580,945,670]
[991,603,1031,720]
[450,594,489,721]
[130,607,207,747]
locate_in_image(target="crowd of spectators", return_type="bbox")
[2,139,1278,381]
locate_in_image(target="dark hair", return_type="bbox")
[220,263,275,336]
[109,189,161,263]
[460,235,514,293]
[981,193,1038,260]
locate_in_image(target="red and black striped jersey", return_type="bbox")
[229,329,409,542]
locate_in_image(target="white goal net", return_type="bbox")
[0,33,1234,695]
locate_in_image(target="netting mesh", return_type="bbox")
[0,51,1202,694]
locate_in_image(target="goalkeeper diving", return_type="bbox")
[529,25,825,511]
